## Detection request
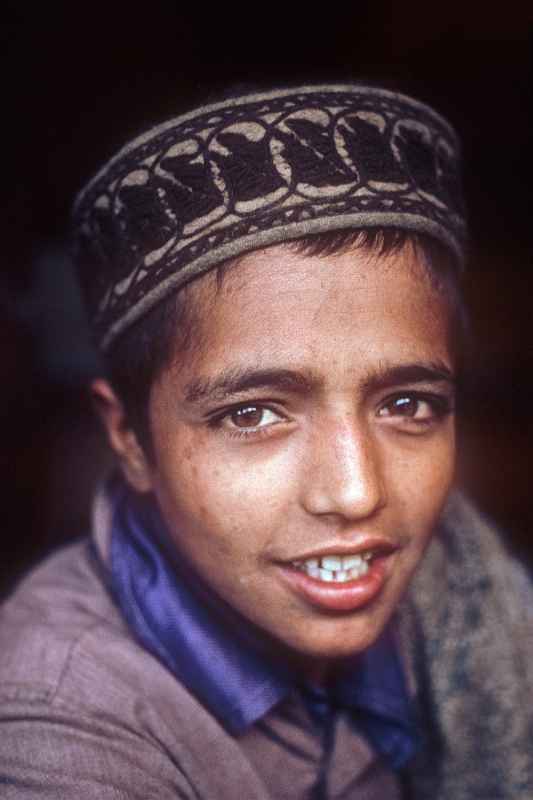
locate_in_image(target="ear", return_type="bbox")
[91,378,153,493]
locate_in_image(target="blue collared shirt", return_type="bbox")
[105,477,417,770]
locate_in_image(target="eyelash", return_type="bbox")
[377,392,453,428]
[207,392,453,441]
[207,404,286,440]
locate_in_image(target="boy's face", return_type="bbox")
[144,243,456,664]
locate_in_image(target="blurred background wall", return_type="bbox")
[1,4,531,595]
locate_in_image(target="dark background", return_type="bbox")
[1,5,531,595]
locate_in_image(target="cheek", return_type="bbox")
[385,427,456,534]
[180,436,298,507]
[152,435,297,554]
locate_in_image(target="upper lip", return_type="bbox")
[281,537,399,564]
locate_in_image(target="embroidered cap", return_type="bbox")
[72,83,466,350]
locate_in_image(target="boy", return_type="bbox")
[0,84,531,799]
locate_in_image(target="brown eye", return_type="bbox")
[230,406,265,428]
[377,393,450,423]
[378,395,432,420]
[390,397,420,417]
[210,404,288,438]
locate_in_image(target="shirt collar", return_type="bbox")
[93,475,418,768]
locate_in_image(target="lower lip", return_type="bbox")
[278,557,391,613]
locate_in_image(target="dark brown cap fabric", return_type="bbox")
[72,84,466,349]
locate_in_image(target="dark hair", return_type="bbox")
[105,227,466,459]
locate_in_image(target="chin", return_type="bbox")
[285,616,391,662]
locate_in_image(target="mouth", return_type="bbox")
[278,541,397,613]
[291,551,375,583]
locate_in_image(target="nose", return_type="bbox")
[301,413,386,522]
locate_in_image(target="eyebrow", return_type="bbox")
[184,368,318,403]
[183,361,455,404]
[361,362,456,394]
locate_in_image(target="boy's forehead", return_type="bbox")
[184,238,439,322]
[71,83,466,352]
[166,242,453,384]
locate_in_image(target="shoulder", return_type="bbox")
[0,540,270,800]
[412,491,532,636]
[0,542,200,798]
[407,490,533,690]
[399,493,533,799]
[0,539,133,705]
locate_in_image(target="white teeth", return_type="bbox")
[343,555,363,570]
[322,556,342,571]
[296,551,374,582]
